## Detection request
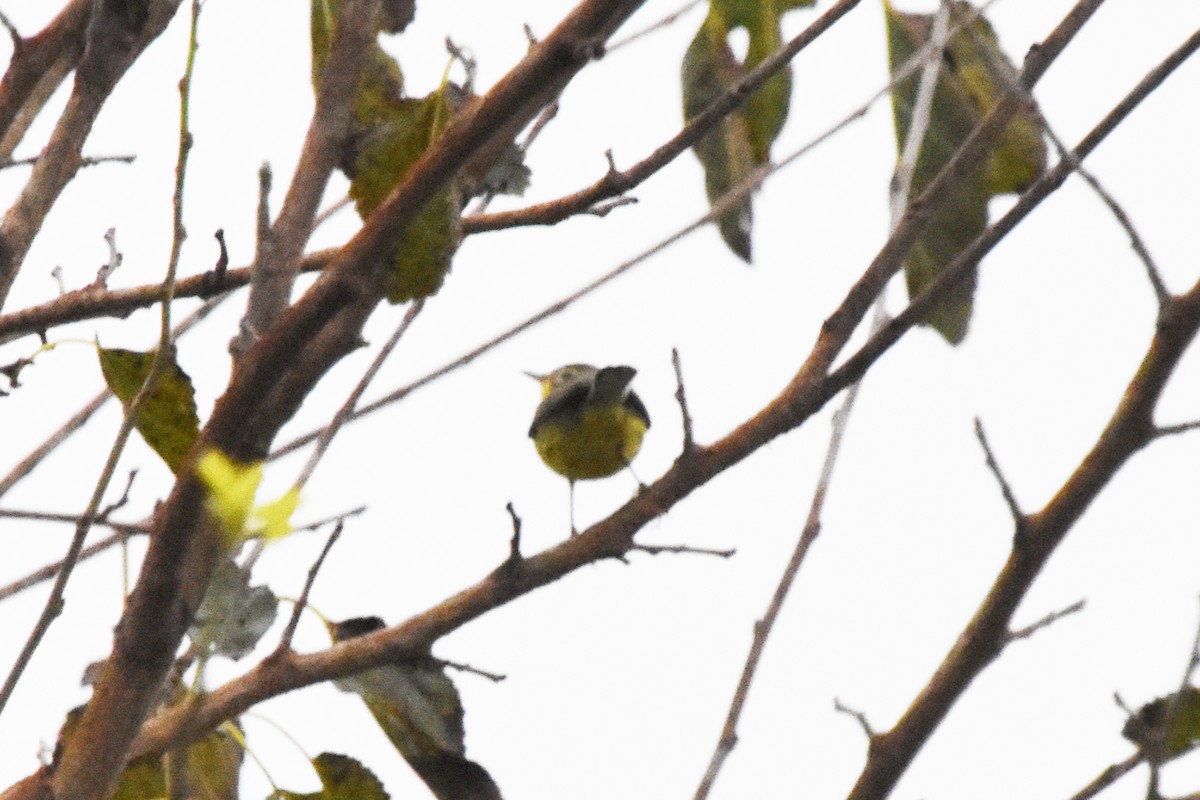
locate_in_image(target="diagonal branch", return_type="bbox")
[229,0,381,358]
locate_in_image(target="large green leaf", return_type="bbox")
[682,0,812,261]
[349,89,462,303]
[311,0,405,131]
[312,0,462,303]
[331,617,502,800]
[885,1,1046,343]
[98,346,200,473]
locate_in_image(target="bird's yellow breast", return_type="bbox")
[533,403,648,481]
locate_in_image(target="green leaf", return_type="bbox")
[682,0,804,261]
[349,89,462,303]
[885,1,1047,343]
[1123,687,1200,764]
[190,559,279,660]
[311,0,404,130]
[98,346,200,473]
[331,617,502,800]
[312,0,461,302]
[271,753,389,800]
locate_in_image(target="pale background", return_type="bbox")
[1,1,1199,798]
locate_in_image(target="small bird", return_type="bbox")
[527,364,650,535]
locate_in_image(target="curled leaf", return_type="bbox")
[190,559,279,660]
[885,0,1046,343]
[331,617,503,800]
[97,346,199,473]
[682,0,812,261]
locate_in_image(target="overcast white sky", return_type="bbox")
[1,1,1200,798]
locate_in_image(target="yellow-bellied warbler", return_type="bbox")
[527,364,650,534]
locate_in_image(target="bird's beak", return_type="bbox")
[524,370,544,382]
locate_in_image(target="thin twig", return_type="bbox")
[439,659,507,683]
[505,502,522,564]
[671,348,695,452]
[608,0,704,51]
[0,10,21,47]
[834,698,876,739]
[1155,420,1200,438]
[314,195,352,228]
[294,300,424,489]
[277,522,345,651]
[0,529,133,602]
[974,417,1024,525]
[0,153,135,170]
[889,0,952,226]
[1007,599,1085,642]
[630,542,735,558]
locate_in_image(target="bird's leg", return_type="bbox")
[569,480,578,536]
[625,464,648,493]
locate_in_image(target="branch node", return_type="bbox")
[834,697,875,740]
[92,227,123,288]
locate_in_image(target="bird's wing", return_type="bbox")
[528,380,592,438]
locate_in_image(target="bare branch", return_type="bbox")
[608,0,704,52]
[295,299,424,489]
[671,348,695,452]
[1007,599,1085,642]
[439,659,507,683]
[889,0,952,227]
[277,522,345,651]
[1065,753,1144,800]
[1155,420,1200,438]
[0,529,135,603]
[834,698,877,740]
[630,542,735,558]
[974,417,1024,526]
[463,0,862,235]
[505,501,523,564]
[231,0,388,359]
[0,249,333,346]
[0,153,135,170]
